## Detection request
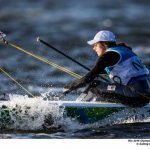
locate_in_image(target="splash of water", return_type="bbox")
[0,94,67,131]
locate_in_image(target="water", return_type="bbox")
[0,0,150,139]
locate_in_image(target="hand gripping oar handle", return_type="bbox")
[37,38,110,83]
[37,37,90,71]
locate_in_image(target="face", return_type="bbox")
[93,42,106,57]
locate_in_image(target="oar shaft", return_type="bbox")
[38,38,90,71]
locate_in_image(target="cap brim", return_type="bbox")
[87,39,100,45]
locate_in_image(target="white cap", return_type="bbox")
[87,30,116,45]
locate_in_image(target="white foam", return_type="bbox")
[0,95,66,131]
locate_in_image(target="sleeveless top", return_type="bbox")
[104,46,149,85]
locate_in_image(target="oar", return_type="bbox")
[37,37,110,83]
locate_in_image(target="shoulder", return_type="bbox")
[103,50,120,60]
[96,50,120,67]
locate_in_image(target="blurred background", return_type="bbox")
[0,0,150,95]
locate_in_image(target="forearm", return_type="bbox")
[63,51,120,93]
[78,57,106,85]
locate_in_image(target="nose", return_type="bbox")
[93,45,96,51]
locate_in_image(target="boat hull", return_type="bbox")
[65,107,123,123]
[0,100,150,127]
[50,101,150,124]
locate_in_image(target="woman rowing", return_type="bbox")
[63,30,150,107]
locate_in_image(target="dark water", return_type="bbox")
[0,0,150,139]
[1,122,150,139]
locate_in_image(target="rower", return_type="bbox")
[63,30,150,107]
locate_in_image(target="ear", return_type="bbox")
[101,42,108,49]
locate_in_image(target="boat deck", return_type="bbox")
[48,101,150,108]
